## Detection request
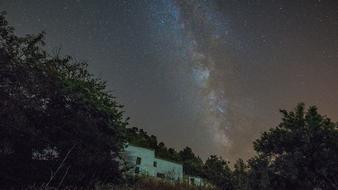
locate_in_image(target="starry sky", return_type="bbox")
[2,0,338,162]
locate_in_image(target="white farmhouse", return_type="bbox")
[123,144,183,182]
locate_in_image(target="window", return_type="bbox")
[190,178,195,185]
[136,157,141,165]
[156,173,165,179]
[135,167,140,174]
[153,161,157,167]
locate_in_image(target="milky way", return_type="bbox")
[2,0,338,161]
[173,0,233,149]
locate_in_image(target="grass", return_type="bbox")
[26,177,216,190]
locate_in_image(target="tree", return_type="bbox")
[232,159,248,190]
[155,142,170,160]
[247,156,275,190]
[149,135,158,149]
[179,147,204,176]
[251,103,338,189]
[0,13,128,188]
[203,155,233,190]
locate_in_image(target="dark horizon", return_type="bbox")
[2,0,338,162]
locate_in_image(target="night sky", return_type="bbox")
[2,0,338,161]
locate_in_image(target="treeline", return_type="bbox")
[1,12,338,190]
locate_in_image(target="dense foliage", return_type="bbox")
[249,103,338,190]
[0,13,128,188]
[232,159,248,190]
[230,104,338,190]
[203,155,233,190]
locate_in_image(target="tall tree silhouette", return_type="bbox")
[0,13,128,188]
[250,103,338,189]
